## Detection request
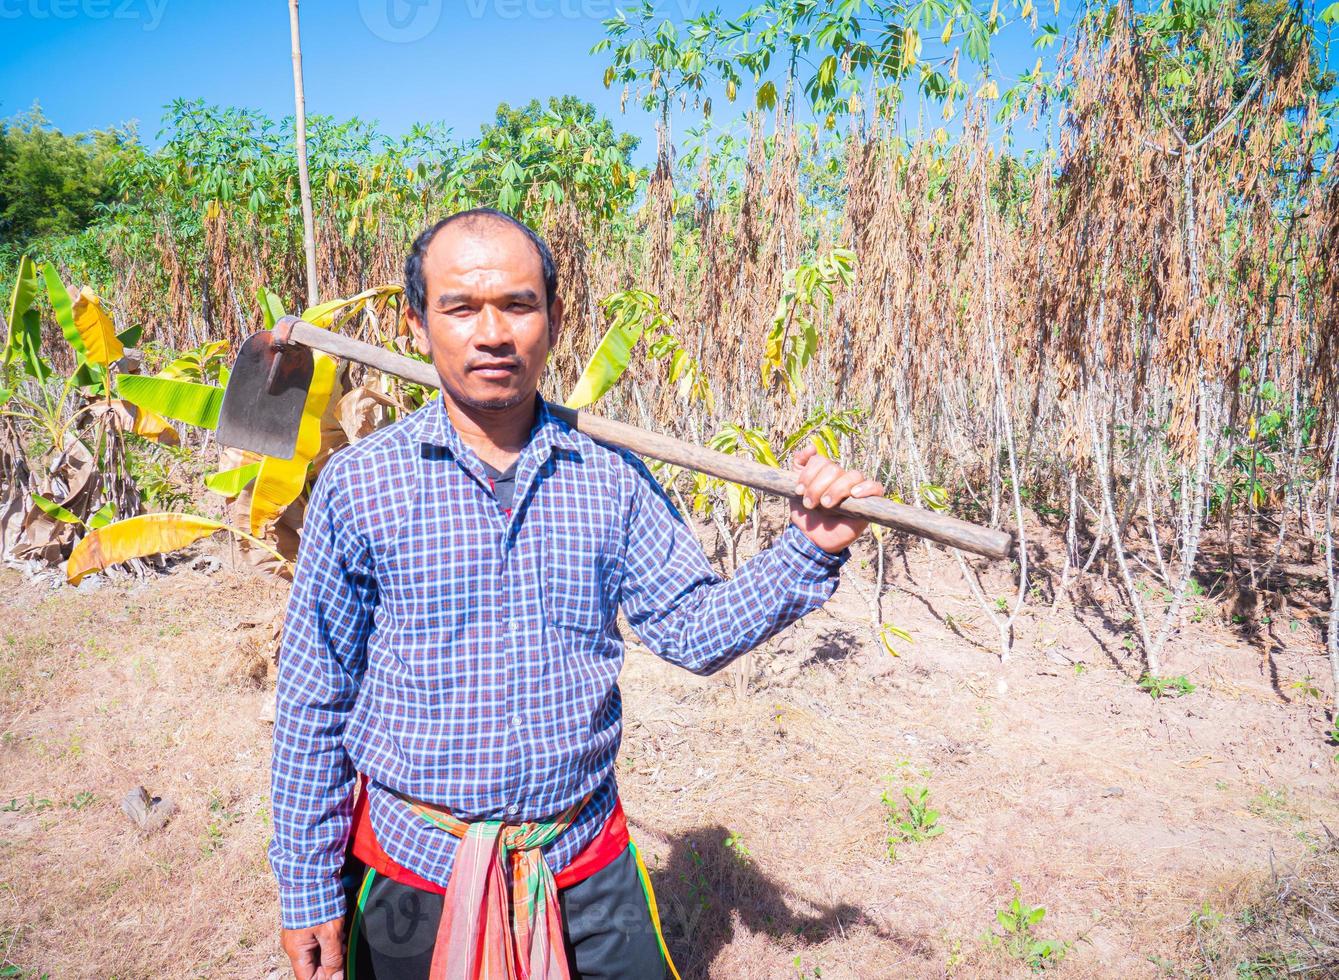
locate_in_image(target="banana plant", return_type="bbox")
[90,284,395,573]
[4,259,164,451]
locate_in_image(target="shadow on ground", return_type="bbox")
[644,823,925,977]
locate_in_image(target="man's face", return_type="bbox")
[407,220,562,413]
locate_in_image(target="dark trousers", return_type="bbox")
[343,846,670,979]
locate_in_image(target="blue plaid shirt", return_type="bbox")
[269,396,847,929]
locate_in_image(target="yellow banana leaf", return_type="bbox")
[66,513,227,584]
[249,351,339,535]
[132,407,179,444]
[301,284,402,329]
[71,288,124,366]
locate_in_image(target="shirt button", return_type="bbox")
[508,620,519,634]
[510,713,522,729]
[506,803,520,816]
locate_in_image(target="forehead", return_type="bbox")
[422,220,544,291]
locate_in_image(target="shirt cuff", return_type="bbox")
[778,523,849,577]
[278,875,347,930]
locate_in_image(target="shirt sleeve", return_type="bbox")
[268,461,377,929]
[617,455,847,676]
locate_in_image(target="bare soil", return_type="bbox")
[0,530,1335,979]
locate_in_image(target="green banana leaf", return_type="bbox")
[116,375,223,430]
[204,462,261,497]
[41,263,86,361]
[87,502,116,530]
[565,310,645,410]
[32,493,81,524]
[4,256,50,382]
[258,288,286,330]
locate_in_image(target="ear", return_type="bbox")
[407,308,431,358]
[546,296,564,349]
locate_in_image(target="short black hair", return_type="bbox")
[403,208,559,323]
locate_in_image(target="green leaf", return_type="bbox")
[257,287,287,330]
[4,255,50,382]
[818,54,838,87]
[1322,2,1339,25]
[87,502,116,531]
[757,80,778,111]
[40,263,86,362]
[116,375,223,430]
[564,304,647,409]
[0,387,10,407]
[117,324,144,348]
[32,493,81,524]
[204,462,262,497]
[725,481,756,523]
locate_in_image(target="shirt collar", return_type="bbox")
[415,392,582,461]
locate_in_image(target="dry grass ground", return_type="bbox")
[0,529,1335,979]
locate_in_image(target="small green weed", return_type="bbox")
[201,791,240,855]
[1289,676,1323,700]
[0,795,53,813]
[882,780,944,860]
[791,954,822,979]
[877,623,912,658]
[66,791,97,811]
[0,966,52,979]
[723,830,751,862]
[677,842,712,915]
[1247,788,1301,825]
[1138,674,1196,699]
[983,881,1071,972]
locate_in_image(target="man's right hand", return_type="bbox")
[281,918,346,980]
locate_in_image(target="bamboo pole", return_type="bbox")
[288,0,319,308]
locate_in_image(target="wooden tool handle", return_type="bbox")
[288,320,1014,559]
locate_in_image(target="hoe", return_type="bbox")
[218,316,1014,559]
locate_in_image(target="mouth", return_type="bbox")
[468,360,522,381]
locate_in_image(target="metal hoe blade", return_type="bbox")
[216,327,315,460]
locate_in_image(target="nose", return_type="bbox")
[473,303,511,350]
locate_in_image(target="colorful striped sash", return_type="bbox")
[396,791,587,980]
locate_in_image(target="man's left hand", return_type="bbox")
[789,445,885,554]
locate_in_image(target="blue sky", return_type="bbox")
[0,1,1333,164]
[0,0,1073,159]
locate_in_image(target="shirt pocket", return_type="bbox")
[543,524,615,635]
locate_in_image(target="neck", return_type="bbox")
[440,389,538,471]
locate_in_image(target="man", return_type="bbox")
[271,208,884,980]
